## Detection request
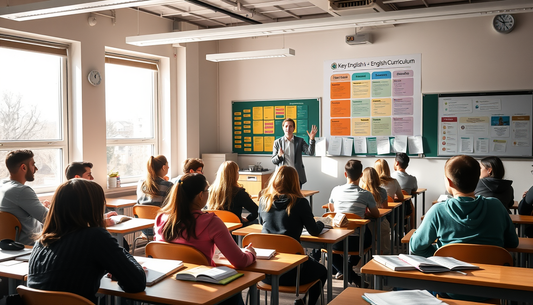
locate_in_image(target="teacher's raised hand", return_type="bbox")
[307,125,318,140]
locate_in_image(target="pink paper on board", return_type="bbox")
[392,117,414,135]
[392,98,414,115]
[393,78,414,96]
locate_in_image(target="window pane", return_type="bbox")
[0,149,63,190]
[105,64,155,139]
[0,47,63,141]
[107,144,153,180]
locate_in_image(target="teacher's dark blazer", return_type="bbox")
[271,136,315,185]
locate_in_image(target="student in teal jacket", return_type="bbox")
[410,155,518,258]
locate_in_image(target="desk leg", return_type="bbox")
[309,195,314,211]
[8,279,16,295]
[344,235,349,289]
[358,226,364,287]
[413,194,418,229]
[271,275,279,305]
[422,192,426,215]
[237,235,243,247]
[374,275,383,290]
[392,208,397,254]
[376,218,381,255]
[400,201,405,253]
[326,244,333,303]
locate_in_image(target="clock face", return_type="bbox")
[88,70,101,86]
[493,14,515,34]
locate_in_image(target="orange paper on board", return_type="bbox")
[331,118,351,136]
[330,82,351,99]
[331,100,350,117]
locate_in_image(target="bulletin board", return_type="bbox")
[423,91,533,157]
[232,99,321,155]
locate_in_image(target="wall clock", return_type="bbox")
[493,14,515,34]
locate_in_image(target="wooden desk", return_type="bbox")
[107,218,154,247]
[509,214,533,237]
[0,260,29,294]
[329,287,495,305]
[231,224,354,302]
[106,195,137,214]
[99,262,265,305]
[415,188,427,216]
[361,259,533,302]
[224,222,243,231]
[214,253,308,305]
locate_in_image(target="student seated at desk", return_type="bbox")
[28,179,146,303]
[137,155,174,237]
[259,166,327,305]
[410,155,518,302]
[154,173,256,305]
[474,156,514,213]
[171,158,204,183]
[207,161,258,226]
[360,167,391,255]
[518,174,533,237]
[328,161,379,283]
[391,153,418,196]
[375,159,411,222]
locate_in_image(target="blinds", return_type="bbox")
[0,34,68,56]
[105,52,158,71]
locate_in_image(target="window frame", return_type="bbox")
[104,52,160,185]
[0,34,69,193]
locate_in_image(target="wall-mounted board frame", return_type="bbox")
[232,98,321,155]
[423,91,532,158]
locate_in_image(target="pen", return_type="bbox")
[454,270,467,275]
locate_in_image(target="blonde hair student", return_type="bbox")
[207,161,258,224]
[259,166,327,305]
[374,159,404,201]
[28,179,146,303]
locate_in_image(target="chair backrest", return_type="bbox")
[401,190,409,195]
[0,211,22,241]
[434,243,513,266]
[387,196,394,202]
[133,205,161,220]
[242,233,305,255]
[205,210,241,223]
[321,212,361,219]
[17,285,93,305]
[145,241,210,265]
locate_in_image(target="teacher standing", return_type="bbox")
[271,118,318,186]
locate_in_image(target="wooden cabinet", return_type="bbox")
[238,171,273,197]
[201,153,238,184]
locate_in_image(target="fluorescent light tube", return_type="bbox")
[206,48,295,62]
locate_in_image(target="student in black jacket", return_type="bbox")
[258,166,326,305]
[474,156,514,212]
[28,179,146,303]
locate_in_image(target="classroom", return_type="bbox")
[1,0,533,303]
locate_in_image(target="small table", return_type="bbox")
[231,224,354,302]
[362,259,533,302]
[0,260,29,294]
[329,287,495,305]
[509,214,533,237]
[106,195,137,214]
[107,218,154,247]
[214,252,308,305]
[98,262,265,305]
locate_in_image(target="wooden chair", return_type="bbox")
[434,243,513,304]
[242,233,324,305]
[17,285,93,305]
[131,205,161,253]
[205,210,241,223]
[145,241,210,265]
[0,211,22,241]
[321,204,329,213]
[434,243,513,266]
[320,213,372,276]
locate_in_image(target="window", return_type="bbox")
[105,53,159,184]
[0,35,68,192]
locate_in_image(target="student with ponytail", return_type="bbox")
[137,155,174,236]
[154,173,256,305]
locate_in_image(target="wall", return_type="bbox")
[213,13,533,219]
[0,9,180,189]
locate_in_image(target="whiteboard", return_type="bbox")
[437,93,532,157]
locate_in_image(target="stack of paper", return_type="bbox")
[362,289,445,305]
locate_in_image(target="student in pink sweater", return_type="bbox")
[154,173,256,304]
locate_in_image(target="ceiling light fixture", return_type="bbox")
[206,48,295,62]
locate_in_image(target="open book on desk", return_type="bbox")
[362,289,445,305]
[374,254,479,273]
[110,215,132,225]
[301,227,330,236]
[398,254,480,273]
[175,266,243,285]
[134,256,184,286]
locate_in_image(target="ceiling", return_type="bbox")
[133,0,513,29]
